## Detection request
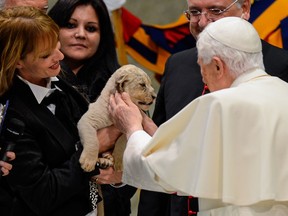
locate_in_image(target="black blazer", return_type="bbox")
[0,77,99,216]
[138,41,288,216]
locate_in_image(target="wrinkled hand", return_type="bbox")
[0,151,15,176]
[142,112,158,136]
[109,92,143,139]
[97,125,122,153]
[92,166,122,185]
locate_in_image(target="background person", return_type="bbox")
[0,0,49,12]
[48,0,137,215]
[48,0,119,102]
[145,0,288,215]
[109,16,288,216]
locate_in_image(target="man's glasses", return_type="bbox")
[184,0,239,23]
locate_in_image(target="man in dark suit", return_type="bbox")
[137,0,288,215]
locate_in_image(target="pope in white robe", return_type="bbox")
[109,17,288,215]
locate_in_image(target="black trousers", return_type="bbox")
[101,184,137,216]
[137,190,198,216]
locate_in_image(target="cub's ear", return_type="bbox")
[115,74,128,93]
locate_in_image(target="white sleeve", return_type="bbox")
[122,130,174,193]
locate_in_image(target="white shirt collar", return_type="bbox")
[17,76,59,104]
[231,68,268,87]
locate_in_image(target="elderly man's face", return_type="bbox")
[5,0,49,12]
[186,0,250,39]
[198,57,234,92]
[198,58,219,92]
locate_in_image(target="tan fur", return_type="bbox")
[77,64,156,215]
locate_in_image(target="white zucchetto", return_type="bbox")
[205,17,262,53]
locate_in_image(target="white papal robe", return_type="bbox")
[122,69,288,215]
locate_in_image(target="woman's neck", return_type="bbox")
[62,58,85,75]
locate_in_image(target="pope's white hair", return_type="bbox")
[196,28,265,79]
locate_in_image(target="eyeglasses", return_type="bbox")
[184,0,239,23]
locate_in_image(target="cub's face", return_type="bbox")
[115,65,156,111]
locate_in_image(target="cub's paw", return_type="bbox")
[79,152,97,172]
[97,154,114,169]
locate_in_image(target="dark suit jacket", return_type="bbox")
[138,41,288,216]
[0,77,99,216]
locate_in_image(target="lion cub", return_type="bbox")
[77,64,156,172]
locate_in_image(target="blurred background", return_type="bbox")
[107,0,189,112]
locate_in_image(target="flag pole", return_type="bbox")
[112,8,128,65]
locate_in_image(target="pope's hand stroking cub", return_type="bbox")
[77,64,156,172]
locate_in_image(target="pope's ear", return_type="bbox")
[212,56,225,78]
